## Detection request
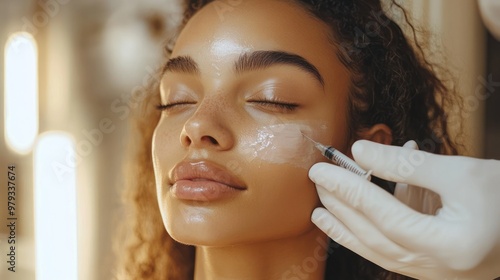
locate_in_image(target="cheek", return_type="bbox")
[238,122,330,170]
[253,164,319,209]
[237,152,321,238]
[152,118,184,189]
[231,124,327,228]
[152,117,183,160]
[152,118,186,227]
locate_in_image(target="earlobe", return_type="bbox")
[356,124,393,145]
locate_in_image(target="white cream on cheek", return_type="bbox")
[240,123,328,169]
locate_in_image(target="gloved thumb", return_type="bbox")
[350,140,452,196]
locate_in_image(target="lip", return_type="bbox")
[169,161,247,202]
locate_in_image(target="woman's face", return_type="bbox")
[152,0,351,246]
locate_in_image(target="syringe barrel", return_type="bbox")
[325,147,372,180]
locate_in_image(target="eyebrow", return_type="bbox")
[162,51,324,87]
[234,51,324,86]
[162,56,200,75]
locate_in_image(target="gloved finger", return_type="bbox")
[402,139,419,150]
[311,207,432,276]
[316,186,423,263]
[309,162,441,253]
[311,207,403,270]
[350,140,462,197]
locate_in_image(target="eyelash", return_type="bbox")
[156,99,299,112]
[250,99,299,112]
[156,101,195,111]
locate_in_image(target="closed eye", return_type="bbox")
[156,101,196,111]
[157,100,298,112]
[249,100,299,112]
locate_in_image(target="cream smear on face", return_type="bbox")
[240,123,327,169]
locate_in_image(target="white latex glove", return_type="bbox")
[479,0,500,40]
[393,140,442,216]
[309,140,500,280]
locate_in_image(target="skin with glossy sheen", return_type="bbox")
[152,0,388,279]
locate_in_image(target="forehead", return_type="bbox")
[171,0,336,63]
[167,0,351,103]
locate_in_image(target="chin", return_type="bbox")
[162,201,249,247]
[168,228,237,247]
[165,219,244,247]
[163,201,317,248]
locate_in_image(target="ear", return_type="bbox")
[347,124,392,157]
[357,124,392,145]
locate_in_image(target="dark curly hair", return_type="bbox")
[114,0,463,279]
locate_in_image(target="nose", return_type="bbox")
[180,99,235,151]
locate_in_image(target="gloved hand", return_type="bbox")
[309,140,500,280]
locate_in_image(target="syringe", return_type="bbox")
[303,133,372,181]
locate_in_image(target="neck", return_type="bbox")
[194,227,330,280]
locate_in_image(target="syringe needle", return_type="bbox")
[301,132,328,155]
[301,132,317,145]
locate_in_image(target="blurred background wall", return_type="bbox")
[0,1,182,279]
[0,0,498,280]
